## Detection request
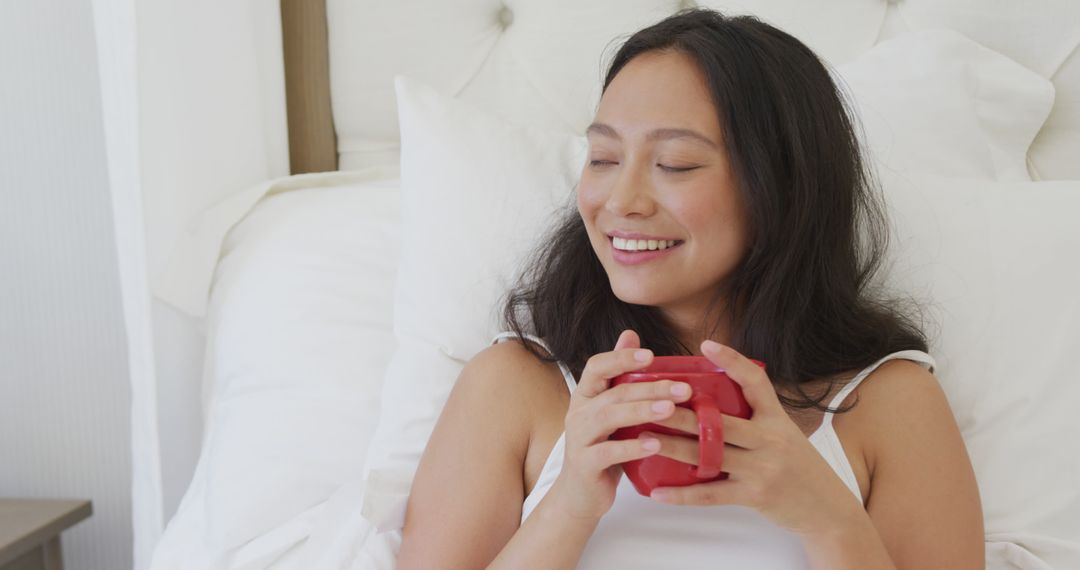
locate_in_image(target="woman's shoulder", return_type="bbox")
[469,339,575,496]
[431,340,570,478]
[834,359,951,467]
[463,338,572,418]
[468,336,560,379]
[843,358,942,418]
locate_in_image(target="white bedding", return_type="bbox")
[152,171,402,569]
[153,168,1080,570]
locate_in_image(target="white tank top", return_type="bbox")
[491,331,936,569]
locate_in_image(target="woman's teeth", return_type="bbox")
[612,237,678,251]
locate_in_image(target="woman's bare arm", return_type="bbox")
[486,481,601,570]
[845,360,985,569]
[397,341,598,569]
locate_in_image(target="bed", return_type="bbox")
[148,1,1080,568]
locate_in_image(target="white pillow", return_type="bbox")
[895,0,1080,181]
[877,170,1080,567]
[837,30,1053,181]
[152,172,402,568]
[359,74,587,532]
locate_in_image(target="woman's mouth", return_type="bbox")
[609,236,684,266]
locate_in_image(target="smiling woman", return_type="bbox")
[397,7,983,570]
[504,14,925,396]
[577,48,749,345]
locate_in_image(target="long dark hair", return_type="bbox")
[500,8,929,412]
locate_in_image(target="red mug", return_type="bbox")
[610,355,765,497]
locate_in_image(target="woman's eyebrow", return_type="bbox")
[585,122,718,149]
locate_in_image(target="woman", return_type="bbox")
[397,8,983,569]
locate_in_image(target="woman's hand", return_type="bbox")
[548,329,693,520]
[643,340,863,536]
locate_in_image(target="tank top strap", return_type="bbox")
[490,331,578,395]
[820,350,937,429]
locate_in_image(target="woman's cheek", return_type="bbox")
[576,177,607,214]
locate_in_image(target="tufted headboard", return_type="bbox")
[282,0,1079,180]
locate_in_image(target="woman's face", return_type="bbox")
[578,49,749,323]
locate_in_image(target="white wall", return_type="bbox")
[0,0,134,568]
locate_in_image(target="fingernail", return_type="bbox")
[702,340,723,353]
[651,400,673,414]
[634,349,653,362]
[641,438,660,451]
[671,383,690,397]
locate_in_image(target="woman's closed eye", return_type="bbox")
[658,164,700,173]
[588,159,701,173]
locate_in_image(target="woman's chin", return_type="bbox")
[610,284,674,307]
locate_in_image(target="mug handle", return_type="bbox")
[693,395,723,479]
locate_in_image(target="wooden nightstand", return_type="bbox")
[0,499,92,570]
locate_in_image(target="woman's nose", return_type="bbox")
[605,163,656,217]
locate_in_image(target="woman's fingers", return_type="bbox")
[649,410,763,449]
[638,431,700,465]
[649,478,744,505]
[576,331,653,399]
[718,414,761,449]
[585,399,677,440]
[648,406,699,435]
[586,438,662,471]
[597,379,692,406]
[700,341,782,418]
[638,432,752,473]
[613,329,639,351]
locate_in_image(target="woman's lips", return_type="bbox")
[608,230,680,242]
[609,237,683,266]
